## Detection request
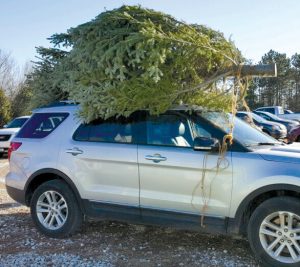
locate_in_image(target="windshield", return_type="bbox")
[248,112,268,123]
[201,112,281,147]
[260,112,280,120]
[6,118,29,128]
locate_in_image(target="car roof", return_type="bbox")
[32,104,205,115]
[256,106,278,109]
[255,111,271,115]
[15,115,31,119]
[237,111,251,114]
[33,104,79,114]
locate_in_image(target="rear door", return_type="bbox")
[138,111,233,217]
[60,113,142,206]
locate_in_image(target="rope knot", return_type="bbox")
[223,133,233,145]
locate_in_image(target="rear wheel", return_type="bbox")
[30,179,83,238]
[248,197,300,267]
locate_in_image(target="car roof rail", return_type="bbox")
[31,100,79,113]
[39,100,79,108]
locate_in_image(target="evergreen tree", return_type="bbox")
[10,81,32,118]
[0,88,11,127]
[28,5,242,122]
[258,50,291,107]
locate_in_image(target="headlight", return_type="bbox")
[280,125,286,130]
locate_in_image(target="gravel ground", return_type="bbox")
[0,158,259,266]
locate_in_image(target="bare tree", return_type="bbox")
[0,49,21,97]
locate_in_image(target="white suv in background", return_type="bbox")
[0,116,30,157]
[5,104,300,267]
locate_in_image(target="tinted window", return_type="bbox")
[264,108,275,114]
[146,113,192,147]
[73,114,142,144]
[17,113,69,138]
[6,118,29,128]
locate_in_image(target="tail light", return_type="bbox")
[8,142,22,161]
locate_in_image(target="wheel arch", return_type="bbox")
[25,168,84,212]
[228,184,300,235]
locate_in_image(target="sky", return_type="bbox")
[1,0,300,68]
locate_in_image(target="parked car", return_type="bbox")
[254,110,299,132]
[236,111,287,139]
[255,106,300,122]
[287,125,300,142]
[6,104,300,266]
[0,116,30,157]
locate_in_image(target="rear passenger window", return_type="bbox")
[17,113,69,138]
[73,114,142,144]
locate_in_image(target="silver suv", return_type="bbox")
[5,104,300,266]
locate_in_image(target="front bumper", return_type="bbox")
[271,129,287,139]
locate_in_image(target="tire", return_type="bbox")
[0,153,3,158]
[30,179,83,238]
[263,130,271,136]
[248,196,300,267]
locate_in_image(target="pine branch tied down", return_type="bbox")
[35,5,245,121]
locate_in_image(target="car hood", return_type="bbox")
[0,128,20,135]
[258,143,300,163]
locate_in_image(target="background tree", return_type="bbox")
[0,49,20,97]
[246,51,300,112]
[0,88,11,127]
[10,81,32,118]
[258,50,291,107]
[27,47,68,109]
[290,53,300,111]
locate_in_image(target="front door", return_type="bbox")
[138,111,233,217]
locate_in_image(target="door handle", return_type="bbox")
[145,154,167,163]
[66,147,83,156]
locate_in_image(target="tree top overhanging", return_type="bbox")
[31,5,245,121]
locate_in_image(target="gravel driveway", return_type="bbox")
[0,158,259,266]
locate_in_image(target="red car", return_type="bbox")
[287,124,300,142]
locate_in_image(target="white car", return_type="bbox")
[0,116,30,157]
[6,104,300,266]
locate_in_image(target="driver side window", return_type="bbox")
[146,114,193,147]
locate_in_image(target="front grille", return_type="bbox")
[0,134,11,141]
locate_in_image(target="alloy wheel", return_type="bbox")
[36,190,68,230]
[259,211,300,264]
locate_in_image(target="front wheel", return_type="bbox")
[248,197,300,267]
[30,179,83,238]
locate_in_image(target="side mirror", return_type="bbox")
[193,137,219,151]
